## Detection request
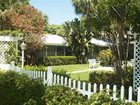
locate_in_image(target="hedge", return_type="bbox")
[89,66,133,87]
[43,56,77,66]
[89,71,118,86]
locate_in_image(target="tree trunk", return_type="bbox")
[115,19,125,85]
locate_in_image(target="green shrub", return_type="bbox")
[87,91,136,105]
[23,99,37,105]
[0,71,45,105]
[43,85,87,105]
[89,71,119,86]
[98,49,113,66]
[53,69,71,78]
[44,56,77,66]
[89,66,133,87]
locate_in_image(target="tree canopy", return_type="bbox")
[0,4,48,64]
[72,0,140,84]
[0,0,29,12]
[46,24,65,35]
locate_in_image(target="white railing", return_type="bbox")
[9,63,140,103]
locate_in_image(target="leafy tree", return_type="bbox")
[0,4,47,64]
[0,0,29,12]
[63,18,93,63]
[46,24,65,35]
[72,0,96,37]
[72,0,140,84]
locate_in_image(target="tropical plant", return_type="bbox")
[63,18,93,63]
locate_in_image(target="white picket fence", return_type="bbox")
[9,63,140,103]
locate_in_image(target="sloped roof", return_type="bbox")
[90,38,111,47]
[43,34,111,47]
[42,34,67,46]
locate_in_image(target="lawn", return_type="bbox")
[71,71,92,81]
[71,70,114,81]
[51,64,114,81]
[51,64,89,72]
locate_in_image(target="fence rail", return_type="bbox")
[9,63,140,103]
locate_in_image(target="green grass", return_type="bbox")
[71,70,114,81]
[71,71,91,81]
[51,64,88,72]
[51,64,114,81]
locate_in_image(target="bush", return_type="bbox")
[98,49,113,66]
[43,56,77,66]
[53,69,71,78]
[89,71,119,86]
[89,66,133,87]
[43,85,87,105]
[87,91,136,105]
[123,66,133,88]
[0,71,45,105]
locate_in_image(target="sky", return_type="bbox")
[30,0,80,25]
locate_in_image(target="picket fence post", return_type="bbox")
[73,80,76,89]
[68,79,71,88]
[93,83,97,93]
[128,86,132,102]
[43,71,46,85]
[78,81,81,91]
[100,84,103,91]
[53,74,56,84]
[106,84,110,95]
[88,83,91,99]
[47,66,53,86]
[83,82,86,91]
[61,76,64,85]
[113,85,117,100]
[137,87,140,102]
[57,75,60,84]
[65,77,68,86]
[10,61,16,71]
[120,85,124,100]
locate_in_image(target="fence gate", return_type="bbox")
[0,36,19,64]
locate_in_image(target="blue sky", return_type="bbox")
[30,0,80,25]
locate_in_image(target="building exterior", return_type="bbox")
[41,34,68,56]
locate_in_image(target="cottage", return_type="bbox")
[41,34,67,56]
